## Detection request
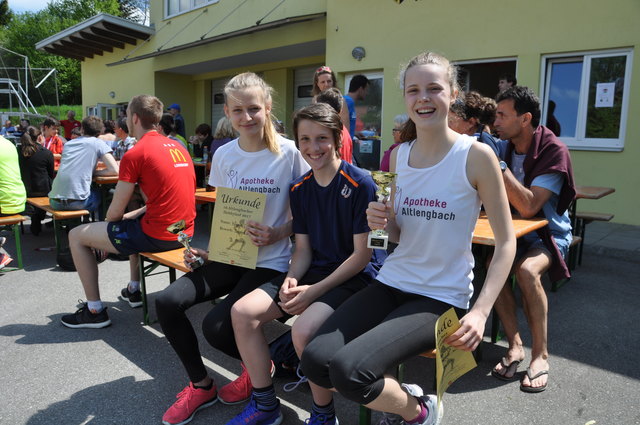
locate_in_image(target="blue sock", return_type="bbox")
[312,399,335,419]
[253,385,278,411]
[87,300,104,313]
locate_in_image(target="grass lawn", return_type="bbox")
[1,104,82,125]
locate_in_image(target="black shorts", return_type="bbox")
[258,270,370,316]
[106,217,181,256]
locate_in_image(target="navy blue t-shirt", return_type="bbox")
[290,161,377,276]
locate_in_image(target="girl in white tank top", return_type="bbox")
[302,52,516,425]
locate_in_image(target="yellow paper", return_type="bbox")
[435,308,477,406]
[208,187,266,269]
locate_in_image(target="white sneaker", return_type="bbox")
[411,394,443,425]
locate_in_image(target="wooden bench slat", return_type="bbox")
[0,215,27,225]
[576,211,614,222]
[140,248,191,274]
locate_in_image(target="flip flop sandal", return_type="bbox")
[520,368,549,393]
[491,357,521,381]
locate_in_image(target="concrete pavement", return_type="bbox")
[1,212,639,425]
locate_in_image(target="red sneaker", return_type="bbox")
[162,382,217,425]
[218,361,276,405]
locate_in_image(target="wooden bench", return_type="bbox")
[26,197,89,256]
[0,214,27,270]
[138,248,190,325]
[575,211,614,266]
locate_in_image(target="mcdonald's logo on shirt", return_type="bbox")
[169,148,189,167]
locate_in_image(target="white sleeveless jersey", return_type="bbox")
[376,134,481,309]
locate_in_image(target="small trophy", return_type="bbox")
[367,171,397,250]
[167,220,204,270]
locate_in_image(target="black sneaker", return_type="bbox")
[61,303,111,329]
[120,287,143,308]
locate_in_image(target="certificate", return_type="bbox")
[435,308,477,406]
[208,187,266,269]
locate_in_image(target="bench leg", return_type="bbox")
[140,257,151,326]
[13,223,23,269]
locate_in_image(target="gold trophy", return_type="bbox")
[167,220,204,269]
[367,171,397,250]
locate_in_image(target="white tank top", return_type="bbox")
[376,134,481,309]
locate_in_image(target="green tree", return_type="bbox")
[0,0,11,27]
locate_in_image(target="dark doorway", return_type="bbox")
[457,60,517,98]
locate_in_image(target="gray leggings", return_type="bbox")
[300,280,463,404]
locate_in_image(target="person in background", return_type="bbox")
[48,116,119,215]
[498,73,517,93]
[70,127,82,139]
[1,119,16,136]
[113,116,136,161]
[491,86,575,393]
[448,91,500,156]
[159,113,188,149]
[312,66,350,131]
[59,94,195,329]
[42,118,65,168]
[344,75,370,138]
[380,114,409,172]
[315,87,353,164]
[192,123,213,159]
[60,110,81,140]
[168,103,186,139]
[0,133,27,268]
[99,119,118,147]
[18,126,54,235]
[210,117,237,159]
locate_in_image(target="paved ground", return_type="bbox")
[1,212,639,425]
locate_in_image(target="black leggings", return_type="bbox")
[155,261,281,383]
[300,280,464,404]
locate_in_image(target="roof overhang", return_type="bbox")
[107,12,326,67]
[36,13,154,61]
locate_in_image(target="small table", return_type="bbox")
[195,188,217,230]
[472,214,548,246]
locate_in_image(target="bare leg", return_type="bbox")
[492,282,526,378]
[68,222,118,302]
[231,288,283,388]
[292,303,335,406]
[515,249,552,390]
[129,254,140,282]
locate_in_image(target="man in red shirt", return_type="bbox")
[61,94,196,329]
[60,110,81,140]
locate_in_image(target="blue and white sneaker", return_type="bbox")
[305,412,339,425]
[225,396,283,425]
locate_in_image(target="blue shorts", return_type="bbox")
[106,217,182,256]
[516,236,569,261]
[49,189,101,213]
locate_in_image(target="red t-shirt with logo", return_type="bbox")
[118,131,196,240]
[60,119,81,139]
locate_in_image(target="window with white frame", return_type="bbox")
[166,0,218,18]
[540,49,632,151]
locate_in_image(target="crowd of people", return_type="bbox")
[0,50,576,425]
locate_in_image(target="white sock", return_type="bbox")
[87,300,104,313]
[128,280,140,292]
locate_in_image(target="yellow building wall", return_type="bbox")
[326,0,640,225]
